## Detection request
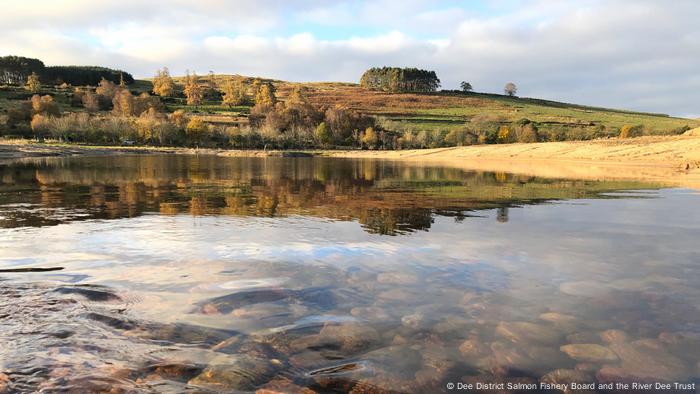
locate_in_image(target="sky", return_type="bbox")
[2,0,699,117]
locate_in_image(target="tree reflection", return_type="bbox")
[0,155,658,234]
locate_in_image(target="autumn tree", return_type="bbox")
[82,91,100,113]
[25,72,41,93]
[112,89,134,116]
[460,81,473,92]
[184,72,203,106]
[362,127,378,148]
[286,86,309,106]
[254,82,276,107]
[222,78,246,107]
[96,78,117,100]
[31,95,59,117]
[185,117,208,145]
[152,67,176,97]
[504,82,517,97]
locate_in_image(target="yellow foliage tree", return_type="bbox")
[286,86,309,107]
[185,117,208,145]
[254,83,276,107]
[152,67,176,97]
[112,89,134,116]
[362,127,378,148]
[184,72,203,106]
[25,72,41,93]
[222,79,246,107]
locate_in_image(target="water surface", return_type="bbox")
[1,155,699,393]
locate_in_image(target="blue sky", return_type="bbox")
[1,0,699,117]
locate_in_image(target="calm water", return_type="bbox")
[0,155,699,393]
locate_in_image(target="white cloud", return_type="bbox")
[0,0,698,116]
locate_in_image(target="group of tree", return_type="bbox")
[1,55,133,86]
[0,56,45,84]
[360,67,441,92]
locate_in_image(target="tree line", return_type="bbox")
[0,55,133,86]
[360,67,441,92]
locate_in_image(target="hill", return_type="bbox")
[155,74,697,140]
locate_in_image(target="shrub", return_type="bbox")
[31,95,60,117]
[497,125,513,143]
[620,124,643,139]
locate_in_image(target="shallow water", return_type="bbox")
[0,155,699,393]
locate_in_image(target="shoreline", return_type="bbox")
[2,136,700,190]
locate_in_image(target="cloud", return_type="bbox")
[0,0,698,116]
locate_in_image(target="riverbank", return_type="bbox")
[2,135,700,189]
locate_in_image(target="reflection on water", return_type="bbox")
[1,155,699,393]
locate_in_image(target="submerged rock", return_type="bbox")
[350,307,391,321]
[188,356,282,391]
[599,329,629,344]
[256,378,316,394]
[559,281,613,298]
[458,338,489,359]
[496,321,562,345]
[291,322,380,356]
[608,339,688,381]
[541,369,593,394]
[539,313,577,330]
[560,344,618,363]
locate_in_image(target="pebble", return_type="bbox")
[560,344,618,363]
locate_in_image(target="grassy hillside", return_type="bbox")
[157,74,697,137]
[2,73,697,146]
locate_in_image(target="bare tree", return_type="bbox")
[504,82,517,97]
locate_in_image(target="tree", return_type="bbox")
[82,91,100,113]
[315,122,331,146]
[254,83,277,107]
[504,82,517,97]
[360,67,440,92]
[152,67,176,97]
[362,127,378,148]
[96,78,117,99]
[112,89,135,116]
[25,72,41,93]
[221,78,246,107]
[185,117,208,145]
[0,56,45,84]
[31,95,59,117]
[286,86,309,106]
[184,72,203,106]
[460,81,473,92]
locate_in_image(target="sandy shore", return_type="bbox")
[3,136,700,189]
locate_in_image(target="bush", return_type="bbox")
[620,124,643,139]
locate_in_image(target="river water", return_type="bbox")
[0,155,698,393]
